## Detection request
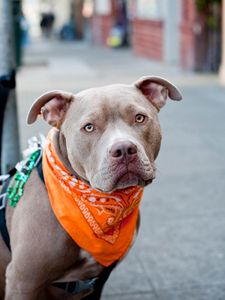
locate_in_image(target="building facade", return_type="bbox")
[92,0,223,73]
[92,0,181,63]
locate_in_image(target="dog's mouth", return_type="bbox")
[91,173,154,193]
[102,167,155,192]
[115,171,154,189]
[89,158,155,193]
[115,171,139,187]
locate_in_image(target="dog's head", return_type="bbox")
[27,76,182,192]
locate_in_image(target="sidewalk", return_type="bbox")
[17,39,225,300]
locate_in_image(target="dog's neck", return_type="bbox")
[51,129,84,181]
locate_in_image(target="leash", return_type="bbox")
[7,149,42,208]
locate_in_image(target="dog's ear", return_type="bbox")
[27,90,74,127]
[134,76,182,111]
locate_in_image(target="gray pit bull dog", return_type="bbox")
[0,76,182,300]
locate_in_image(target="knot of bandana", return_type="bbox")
[43,130,144,266]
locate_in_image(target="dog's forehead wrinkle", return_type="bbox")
[74,86,157,123]
[76,102,112,124]
[75,97,139,123]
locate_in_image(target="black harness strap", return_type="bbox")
[0,168,17,251]
[36,157,45,183]
[53,278,97,295]
[81,261,117,300]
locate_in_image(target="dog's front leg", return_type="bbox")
[5,261,50,300]
[4,171,82,300]
[5,262,91,300]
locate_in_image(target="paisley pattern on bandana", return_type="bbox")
[42,129,144,266]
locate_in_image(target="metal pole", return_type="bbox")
[219,0,225,84]
[0,0,20,174]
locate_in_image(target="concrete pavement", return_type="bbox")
[17,39,225,300]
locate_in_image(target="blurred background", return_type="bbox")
[0,0,225,299]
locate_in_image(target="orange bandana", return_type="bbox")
[42,131,144,266]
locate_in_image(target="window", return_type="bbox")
[137,0,160,20]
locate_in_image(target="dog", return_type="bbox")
[0,76,182,300]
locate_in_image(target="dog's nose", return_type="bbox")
[110,141,137,160]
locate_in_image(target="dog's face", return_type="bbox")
[61,85,161,192]
[27,76,182,192]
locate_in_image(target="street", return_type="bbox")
[17,39,225,300]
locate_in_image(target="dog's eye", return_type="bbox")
[135,114,146,123]
[84,123,94,132]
